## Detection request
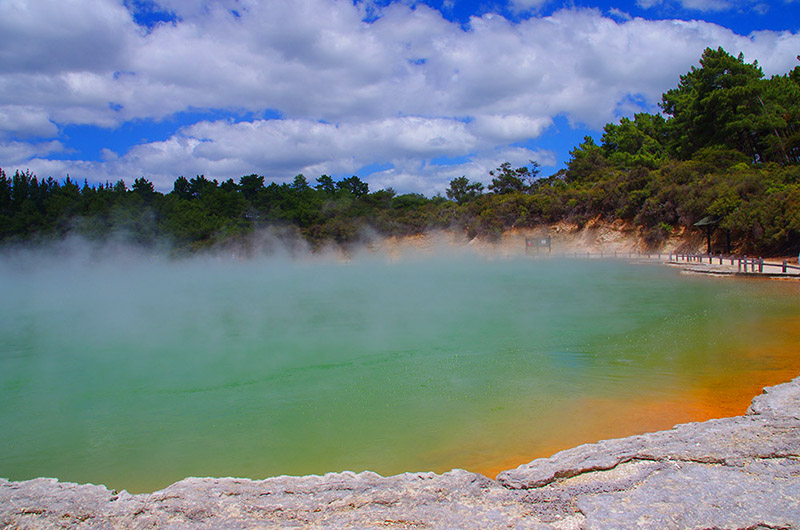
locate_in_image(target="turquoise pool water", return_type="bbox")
[1,247,798,493]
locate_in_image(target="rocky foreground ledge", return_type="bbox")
[3,377,799,530]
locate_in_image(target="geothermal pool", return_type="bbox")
[1,247,799,493]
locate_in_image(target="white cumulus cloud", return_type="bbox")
[0,106,58,139]
[509,0,552,13]
[1,0,800,194]
[0,140,64,166]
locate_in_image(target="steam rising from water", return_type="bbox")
[1,238,799,493]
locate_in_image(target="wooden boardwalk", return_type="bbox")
[525,247,800,278]
[668,252,800,278]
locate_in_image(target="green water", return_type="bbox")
[1,248,799,493]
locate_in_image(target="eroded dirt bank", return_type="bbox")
[366,219,703,258]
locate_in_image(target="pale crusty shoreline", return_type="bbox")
[2,375,798,529]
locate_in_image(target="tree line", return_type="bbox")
[1,47,799,255]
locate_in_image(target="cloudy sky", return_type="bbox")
[1,0,799,195]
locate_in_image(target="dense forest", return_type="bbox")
[1,47,799,255]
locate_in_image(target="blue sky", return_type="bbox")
[1,0,799,195]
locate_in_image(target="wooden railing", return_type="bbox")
[524,249,800,275]
[669,252,800,274]
[540,251,666,259]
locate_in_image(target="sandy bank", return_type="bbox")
[372,225,800,283]
[369,219,691,258]
[2,374,799,529]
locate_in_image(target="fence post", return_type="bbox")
[759,258,763,273]
[783,260,787,273]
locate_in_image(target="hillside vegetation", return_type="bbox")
[1,48,799,255]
